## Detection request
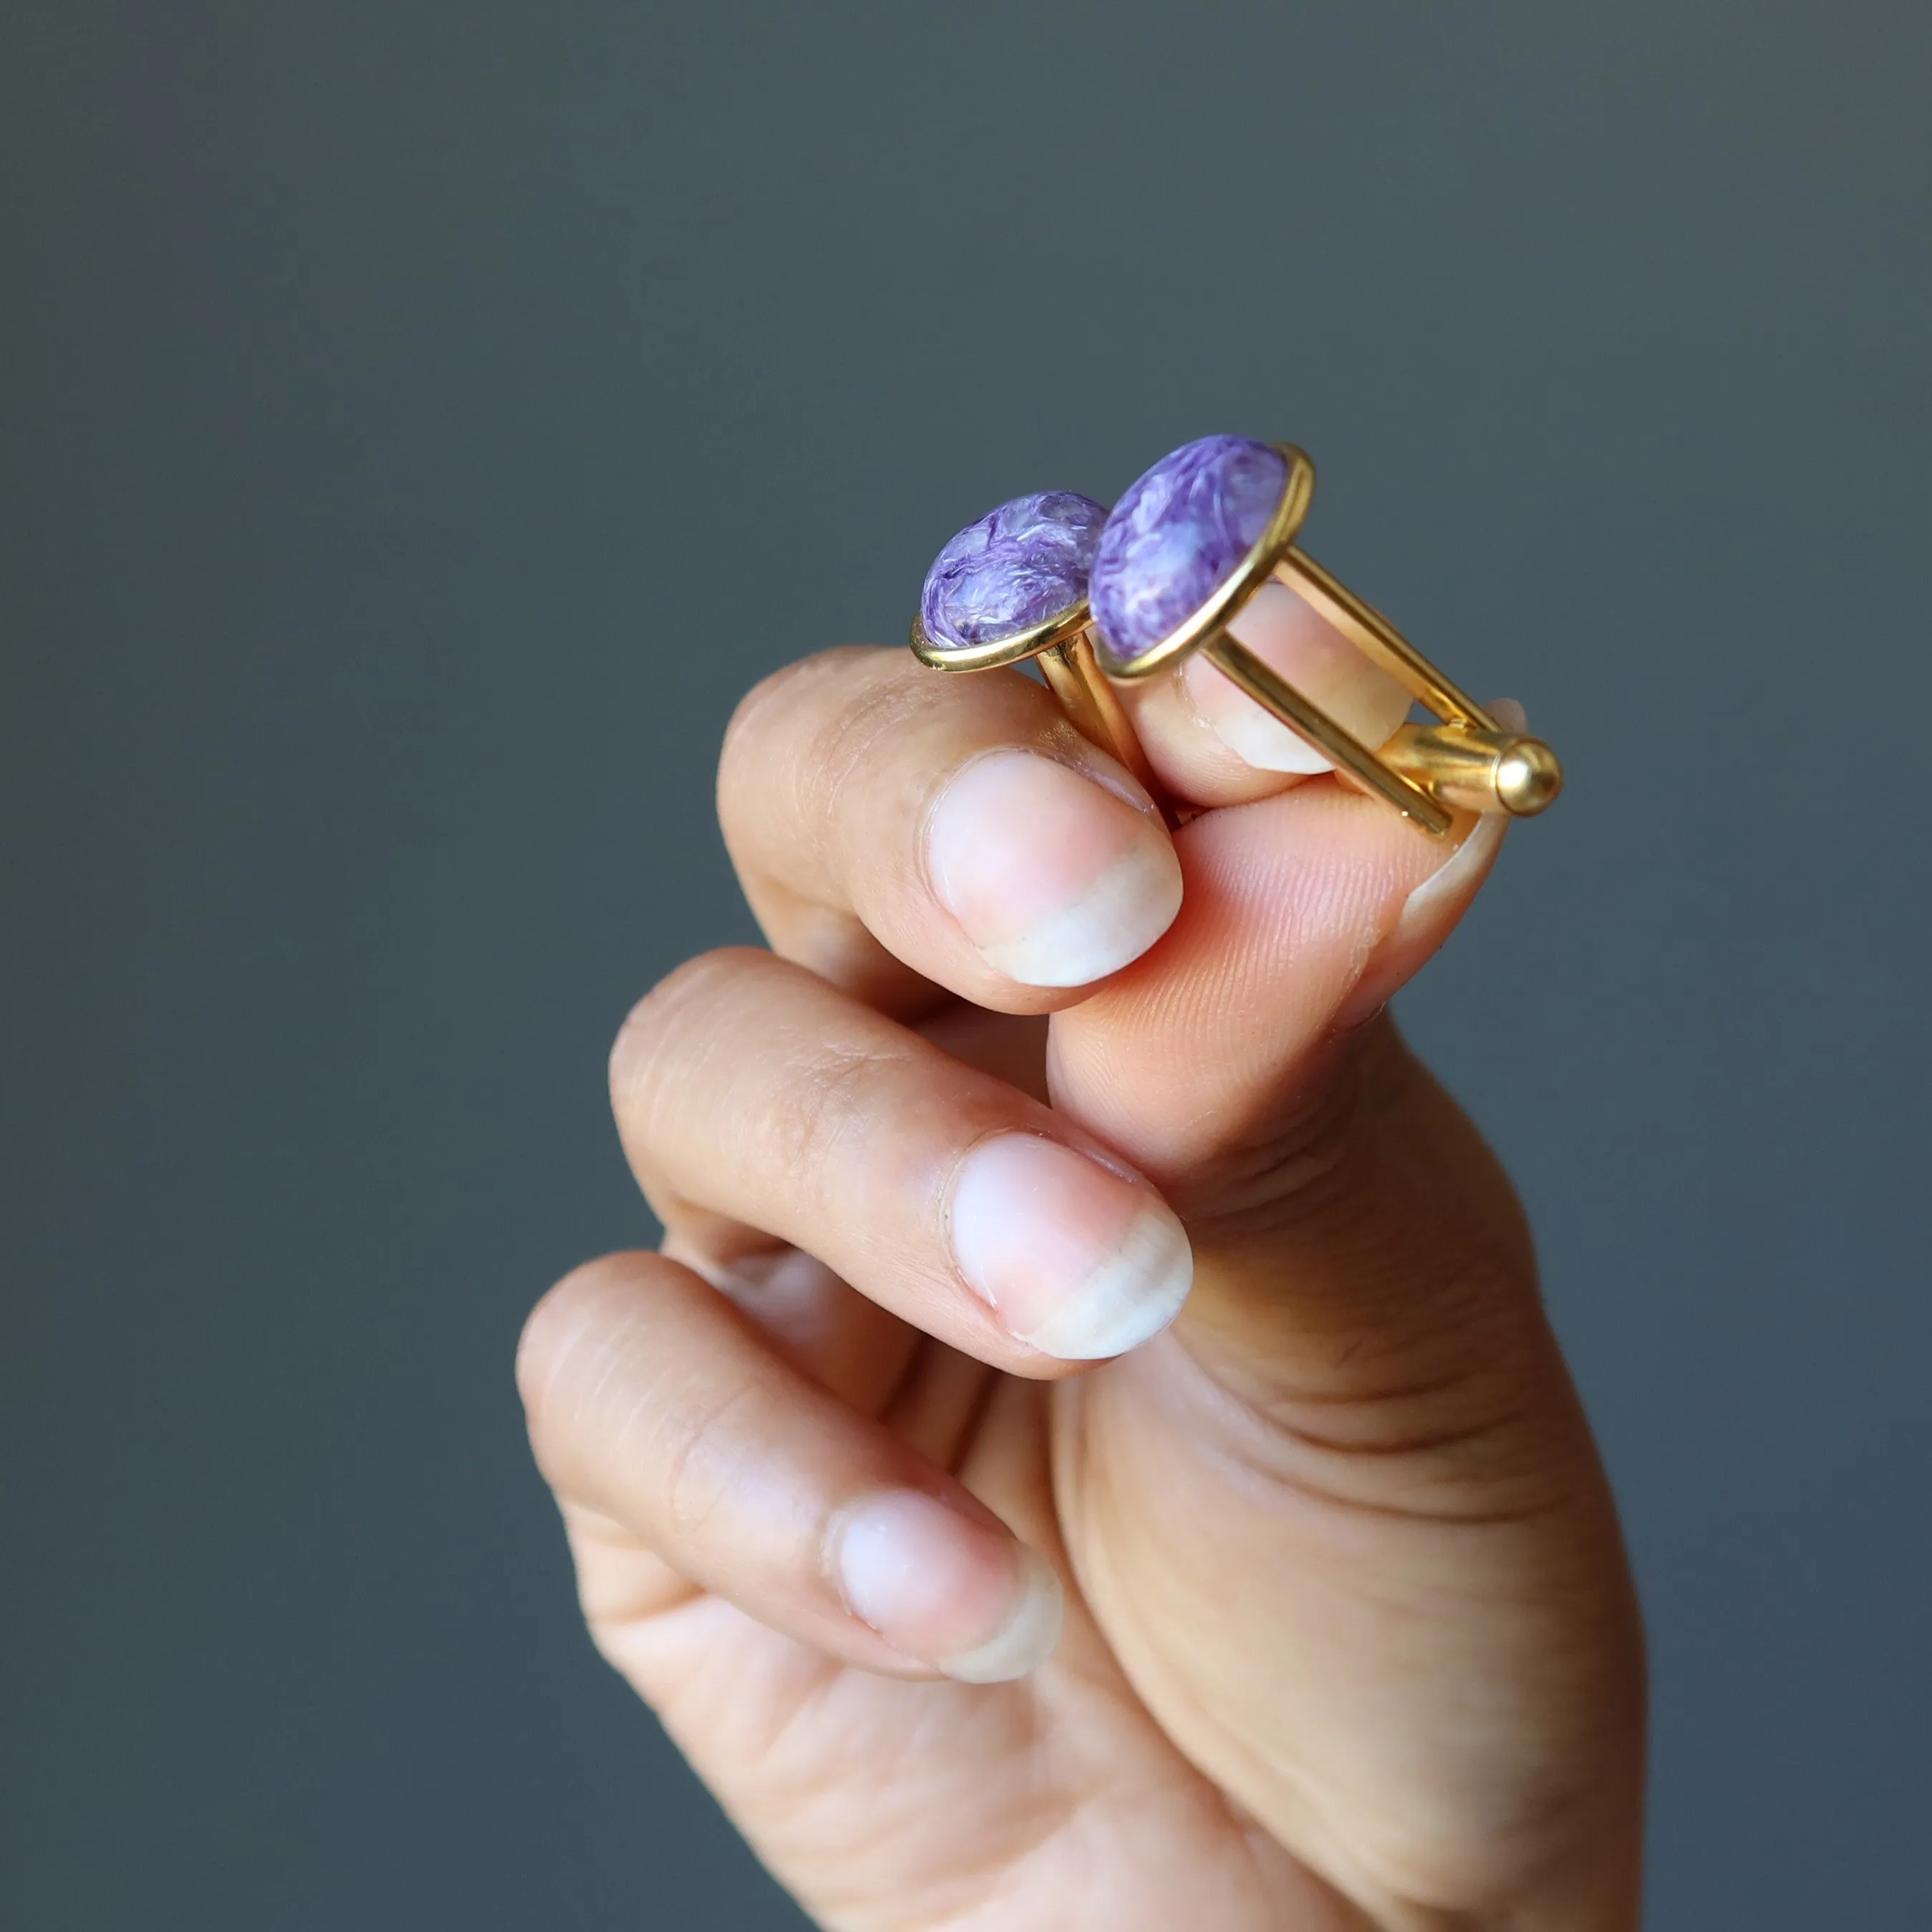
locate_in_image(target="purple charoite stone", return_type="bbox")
[1089,435,1288,662]
[919,490,1110,649]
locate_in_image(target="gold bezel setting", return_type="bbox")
[908,599,1093,672]
[1091,443,1316,680]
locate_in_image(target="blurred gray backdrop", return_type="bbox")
[3,2,1927,1926]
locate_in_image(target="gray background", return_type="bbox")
[3,2,1926,1926]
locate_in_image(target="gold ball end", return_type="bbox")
[1494,737,1563,816]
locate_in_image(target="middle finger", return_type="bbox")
[612,945,1194,1372]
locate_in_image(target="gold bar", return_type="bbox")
[1040,630,1174,824]
[1203,634,1453,836]
[1275,548,1497,732]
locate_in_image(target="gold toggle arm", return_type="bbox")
[1212,542,1565,834]
[1204,634,1454,835]
[1274,548,1497,730]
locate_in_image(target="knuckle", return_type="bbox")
[515,1252,651,1472]
[607,947,768,1103]
[724,646,874,743]
[659,1376,768,1536]
[718,647,884,820]
[611,947,910,1193]
[720,647,973,868]
[519,1250,731,1520]
[719,657,811,784]
[760,1037,919,1201]
[524,1261,781,1544]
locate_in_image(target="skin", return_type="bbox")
[516,641,1646,1931]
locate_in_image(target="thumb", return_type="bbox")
[1048,767,1541,1417]
[1050,766,1507,1187]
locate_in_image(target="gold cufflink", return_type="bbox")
[1087,435,1562,838]
[909,490,1167,808]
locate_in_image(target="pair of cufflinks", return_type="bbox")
[911,435,1561,839]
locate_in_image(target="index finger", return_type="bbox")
[719,647,1183,1015]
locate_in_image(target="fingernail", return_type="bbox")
[1330,700,1525,1035]
[949,1132,1193,1358]
[1184,581,1412,773]
[1332,808,1507,1036]
[926,749,1182,987]
[1388,808,1507,952]
[834,1489,1064,1683]
[1381,697,1525,952]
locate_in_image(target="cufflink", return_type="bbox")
[1088,435,1562,838]
[910,491,1165,806]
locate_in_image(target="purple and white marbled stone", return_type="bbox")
[919,491,1110,650]
[1088,435,1288,662]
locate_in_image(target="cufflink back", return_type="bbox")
[1088,436,1562,839]
[910,491,1165,805]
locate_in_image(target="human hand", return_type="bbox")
[516,626,1644,1931]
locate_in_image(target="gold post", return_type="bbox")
[1039,629,1174,824]
[912,607,1175,825]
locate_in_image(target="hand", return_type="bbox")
[516,624,1645,1931]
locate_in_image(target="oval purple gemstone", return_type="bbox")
[1088,436,1288,663]
[919,490,1110,650]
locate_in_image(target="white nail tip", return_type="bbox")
[1391,802,1507,950]
[977,841,1182,988]
[1386,700,1524,950]
[942,1549,1065,1684]
[1014,1207,1194,1361]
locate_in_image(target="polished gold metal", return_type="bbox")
[910,602,1169,814]
[1378,722,1563,817]
[1087,448,1318,682]
[1093,443,1562,839]
[1206,634,1454,833]
[910,599,1091,675]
